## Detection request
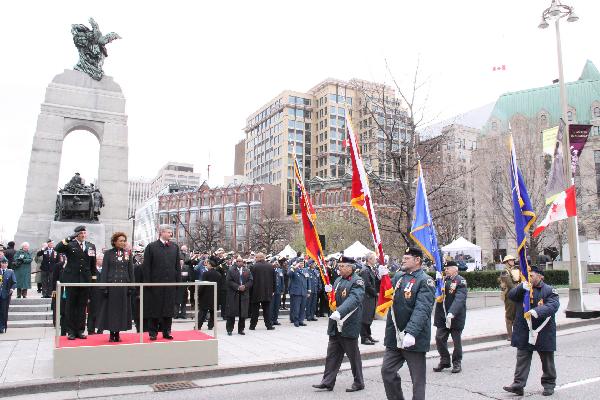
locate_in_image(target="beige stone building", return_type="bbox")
[128,161,203,216]
[473,60,600,264]
[242,78,406,215]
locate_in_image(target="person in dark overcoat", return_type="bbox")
[0,257,17,333]
[50,253,67,335]
[196,256,222,330]
[36,240,59,298]
[98,232,134,342]
[224,255,253,335]
[249,252,275,330]
[54,225,97,340]
[87,253,105,335]
[312,256,365,392]
[132,250,144,333]
[381,247,435,400]
[175,256,194,319]
[359,253,379,345]
[142,225,181,340]
[503,266,560,397]
[433,260,468,373]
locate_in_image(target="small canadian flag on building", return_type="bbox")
[533,185,577,237]
[493,65,506,71]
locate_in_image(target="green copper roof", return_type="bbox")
[484,61,600,133]
[579,59,600,80]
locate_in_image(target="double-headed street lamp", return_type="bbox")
[538,1,588,317]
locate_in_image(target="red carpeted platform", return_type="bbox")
[58,330,214,348]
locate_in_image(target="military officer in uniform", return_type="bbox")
[312,256,365,392]
[499,254,520,340]
[503,266,559,397]
[54,225,97,340]
[381,247,435,400]
[433,260,467,373]
[288,259,309,327]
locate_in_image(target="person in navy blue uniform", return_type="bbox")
[0,257,17,333]
[503,266,559,397]
[271,257,285,326]
[433,260,468,373]
[288,259,309,327]
[313,256,365,392]
[381,247,435,400]
[36,240,59,298]
[54,225,97,340]
[305,261,320,321]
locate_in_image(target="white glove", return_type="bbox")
[378,265,389,276]
[324,284,333,293]
[522,281,530,291]
[401,332,416,348]
[529,309,538,319]
[445,313,454,329]
[329,311,341,321]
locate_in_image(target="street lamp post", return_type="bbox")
[538,0,589,317]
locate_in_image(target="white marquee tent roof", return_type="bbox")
[278,244,297,259]
[442,237,480,252]
[343,241,373,258]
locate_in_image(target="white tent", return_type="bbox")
[343,241,373,259]
[442,237,481,271]
[277,244,297,259]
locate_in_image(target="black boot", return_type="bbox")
[433,363,451,372]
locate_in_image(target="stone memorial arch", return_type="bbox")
[15,69,130,247]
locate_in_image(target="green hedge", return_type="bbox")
[422,269,569,289]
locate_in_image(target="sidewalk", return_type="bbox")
[0,291,599,396]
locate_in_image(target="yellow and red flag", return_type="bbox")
[345,109,392,315]
[293,158,335,310]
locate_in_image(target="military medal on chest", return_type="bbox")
[449,280,457,294]
[404,278,416,299]
[341,288,347,298]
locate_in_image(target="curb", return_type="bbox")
[0,318,598,397]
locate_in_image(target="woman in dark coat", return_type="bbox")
[196,256,222,330]
[98,232,134,342]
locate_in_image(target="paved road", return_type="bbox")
[89,328,599,400]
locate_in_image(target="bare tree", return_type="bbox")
[250,210,293,254]
[188,220,222,252]
[350,62,471,245]
[474,122,559,263]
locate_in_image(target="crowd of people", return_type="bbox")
[0,228,561,397]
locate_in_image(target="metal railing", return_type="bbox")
[55,281,217,347]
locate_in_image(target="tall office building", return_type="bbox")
[128,162,203,216]
[243,78,406,215]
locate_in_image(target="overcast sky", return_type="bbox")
[1,0,598,242]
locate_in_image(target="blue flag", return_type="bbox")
[410,162,443,301]
[509,135,537,312]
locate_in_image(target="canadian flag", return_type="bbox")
[533,185,577,237]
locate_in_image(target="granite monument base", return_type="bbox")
[49,221,105,247]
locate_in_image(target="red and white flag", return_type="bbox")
[533,185,577,237]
